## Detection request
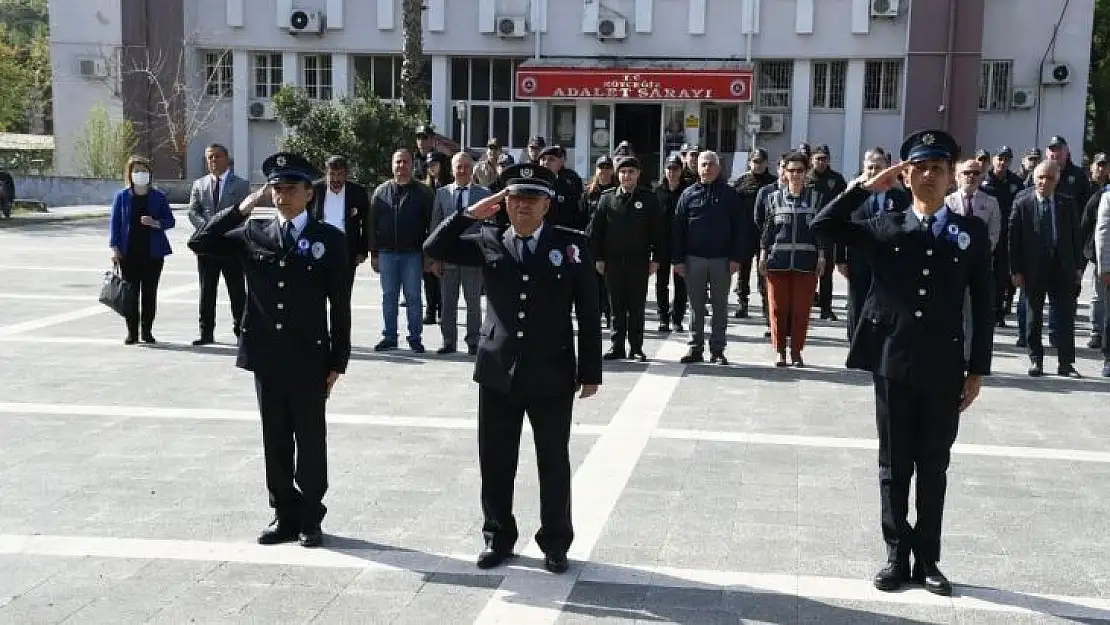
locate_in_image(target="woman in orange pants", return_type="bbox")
[757,150,829,367]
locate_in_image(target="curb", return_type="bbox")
[0,212,109,228]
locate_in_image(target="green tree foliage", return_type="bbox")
[74,104,139,178]
[272,84,425,186]
[1088,0,1110,155]
[0,0,50,133]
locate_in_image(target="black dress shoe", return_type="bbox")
[409,341,426,354]
[1028,359,1044,376]
[124,334,138,345]
[544,553,569,574]
[658,322,671,333]
[603,348,626,360]
[912,561,952,596]
[1057,364,1081,378]
[679,349,704,364]
[192,336,215,346]
[299,527,324,548]
[873,560,911,592]
[476,547,514,569]
[436,345,457,355]
[374,339,398,351]
[821,310,838,321]
[258,521,300,545]
[673,322,684,332]
[467,345,478,355]
[140,333,156,344]
[423,315,437,325]
[790,352,804,368]
[1089,335,1103,349]
[629,351,647,362]
[709,351,729,365]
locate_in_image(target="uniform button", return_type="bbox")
[522,274,530,282]
[519,293,527,300]
[894,246,900,252]
[275,323,283,330]
[316,339,323,345]
[922,269,930,276]
[277,302,284,310]
[914,310,923,318]
[279,260,286,267]
[516,330,524,338]
[918,288,926,296]
[926,249,933,256]
[953,257,959,263]
[278,281,285,288]
[517,311,525,319]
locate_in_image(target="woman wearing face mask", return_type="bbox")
[108,156,175,344]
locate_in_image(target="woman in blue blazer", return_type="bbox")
[108,156,175,344]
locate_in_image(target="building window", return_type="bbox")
[253,53,283,99]
[811,60,846,110]
[864,60,901,111]
[203,50,233,98]
[756,60,792,110]
[352,55,432,101]
[979,60,1012,112]
[302,54,333,100]
[449,57,531,149]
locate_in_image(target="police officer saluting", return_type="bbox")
[589,156,664,361]
[188,153,351,548]
[812,131,994,596]
[423,163,602,574]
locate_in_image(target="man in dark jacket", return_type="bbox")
[673,151,749,364]
[368,149,435,353]
[807,144,848,320]
[730,148,777,318]
[310,155,370,293]
[655,155,690,332]
[540,146,587,230]
[978,146,1025,325]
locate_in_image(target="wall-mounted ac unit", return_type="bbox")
[77,57,109,78]
[597,17,628,40]
[248,100,277,120]
[496,16,528,38]
[757,113,785,134]
[1010,87,1037,109]
[288,9,325,35]
[1041,62,1070,85]
[870,0,899,17]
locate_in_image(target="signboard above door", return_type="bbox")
[516,68,754,102]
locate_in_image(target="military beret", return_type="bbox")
[262,152,321,184]
[899,129,960,164]
[616,156,641,171]
[498,163,555,198]
[997,146,1014,158]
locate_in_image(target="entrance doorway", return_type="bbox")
[613,103,662,184]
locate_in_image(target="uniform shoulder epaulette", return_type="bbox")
[552,224,587,237]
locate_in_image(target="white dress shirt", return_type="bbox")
[277,210,310,240]
[322,185,346,232]
[506,224,543,262]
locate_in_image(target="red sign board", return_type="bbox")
[516,68,754,102]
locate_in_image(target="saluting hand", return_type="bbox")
[466,189,508,220]
[577,383,599,399]
[959,374,983,413]
[325,371,341,397]
[860,164,904,194]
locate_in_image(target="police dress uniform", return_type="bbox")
[187,153,352,547]
[539,146,587,230]
[423,164,603,573]
[811,131,994,595]
[588,157,665,360]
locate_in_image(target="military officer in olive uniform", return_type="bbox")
[423,163,603,575]
[588,157,664,361]
[188,153,352,549]
[812,130,994,597]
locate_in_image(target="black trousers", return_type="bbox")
[254,371,329,529]
[1025,258,1078,365]
[817,260,834,312]
[656,260,688,324]
[993,244,1014,319]
[424,272,441,318]
[606,262,650,352]
[120,255,164,335]
[197,255,246,337]
[598,271,611,317]
[845,282,866,342]
[478,385,574,556]
[873,374,962,563]
[735,253,756,301]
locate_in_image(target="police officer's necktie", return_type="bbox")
[870,195,879,217]
[964,195,974,217]
[455,187,466,213]
[924,215,937,240]
[282,221,296,250]
[1039,198,1055,248]
[517,235,534,265]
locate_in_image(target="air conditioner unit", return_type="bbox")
[77,57,108,78]
[597,17,628,40]
[495,16,528,38]
[1041,62,1070,85]
[870,0,899,17]
[288,9,325,35]
[757,113,785,134]
[1010,87,1037,109]
[248,100,277,120]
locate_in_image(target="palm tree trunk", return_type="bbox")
[400,0,426,118]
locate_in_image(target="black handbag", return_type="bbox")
[99,266,136,317]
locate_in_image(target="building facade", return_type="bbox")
[50,0,1095,182]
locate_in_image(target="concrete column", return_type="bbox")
[790,59,811,145]
[841,60,866,176]
[574,100,590,176]
[430,55,449,136]
[232,49,250,180]
[331,52,348,99]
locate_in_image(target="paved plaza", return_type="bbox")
[0,216,1108,624]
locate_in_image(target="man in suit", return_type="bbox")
[429,152,489,355]
[187,152,351,548]
[423,164,602,575]
[835,151,911,341]
[812,130,994,597]
[1009,160,1084,377]
[187,143,251,345]
[310,155,370,293]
